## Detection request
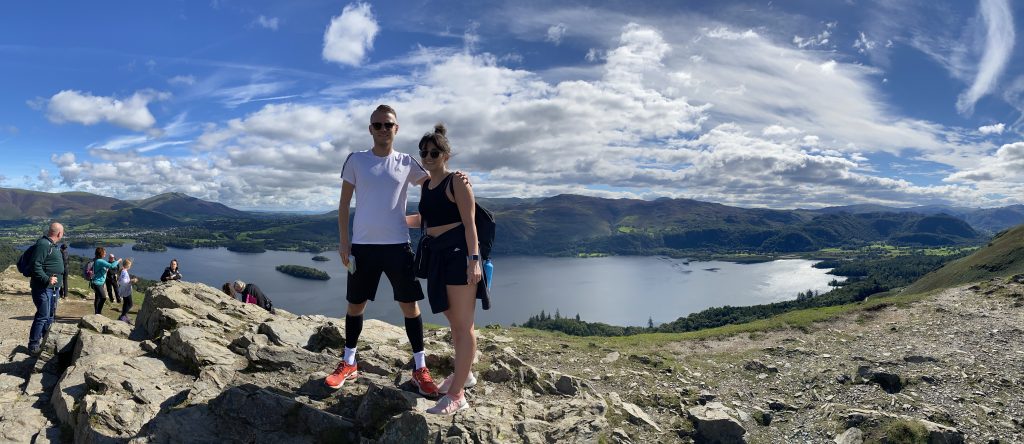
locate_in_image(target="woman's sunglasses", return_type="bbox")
[419,150,443,159]
[370,122,396,130]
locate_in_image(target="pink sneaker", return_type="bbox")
[426,394,469,415]
[438,372,477,394]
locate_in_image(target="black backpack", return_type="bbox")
[17,238,55,278]
[446,178,496,260]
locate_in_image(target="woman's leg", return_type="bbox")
[443,283,478,398]
[92,283,106,315]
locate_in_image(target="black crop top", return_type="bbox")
[419,173,462,228]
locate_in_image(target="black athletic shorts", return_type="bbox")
[346,243,425,304]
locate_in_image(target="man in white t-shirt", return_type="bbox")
[325,104,453,397]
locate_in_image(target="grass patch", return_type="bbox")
[508,289,933,350]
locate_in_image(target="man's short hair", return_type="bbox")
[374,104,397,119]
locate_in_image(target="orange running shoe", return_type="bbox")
[325,361,359,389]
[412,366,440,397]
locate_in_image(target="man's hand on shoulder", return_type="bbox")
[453,170,472,188]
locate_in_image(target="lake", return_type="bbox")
[66,245,841,327]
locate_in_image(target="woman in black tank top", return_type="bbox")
[411,123,485,415]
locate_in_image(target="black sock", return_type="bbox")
[404,315,425,354]
[345,314,363,349]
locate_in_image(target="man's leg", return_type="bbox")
[344,302,367,365]
[399,301,427,368]
[27,286,52,353]
[46,287,58,332]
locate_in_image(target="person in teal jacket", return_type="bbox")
[27,222,65,355]
[90,247,121,315]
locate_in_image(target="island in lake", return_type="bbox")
[275,264,330,280]
[312,255,330,262]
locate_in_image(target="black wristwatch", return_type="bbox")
[466,254,481,263]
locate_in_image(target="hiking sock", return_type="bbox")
[413,351,426,370]
[345,314,363,350]
[404,315,425,354]
[343,347,357,366]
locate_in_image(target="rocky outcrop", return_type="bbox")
[20,281,614,443]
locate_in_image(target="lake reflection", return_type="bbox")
[67,246,840,327]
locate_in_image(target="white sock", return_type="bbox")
[413,351,426,369]
[344,347,356,365]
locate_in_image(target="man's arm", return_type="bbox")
[30,238,50,287]
[338,181,355,267]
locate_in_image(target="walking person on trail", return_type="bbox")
[324,104,469,397]
[117,258,139,324]
[26,222,65,355]
[409,124,489,414]
[89,247,121,315]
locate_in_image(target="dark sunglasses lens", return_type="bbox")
[419,150,441,158]
[371,122,394,130]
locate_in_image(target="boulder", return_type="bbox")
[621,401,662,432]
[688,402,747,443]
[834,427,863,444]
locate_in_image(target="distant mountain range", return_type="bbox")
[1,187,1021,253]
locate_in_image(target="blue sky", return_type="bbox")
[1,0,1022,210]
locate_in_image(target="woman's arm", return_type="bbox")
[405,213,421,228]
[452,177,482,285]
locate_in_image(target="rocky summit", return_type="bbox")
[1,264,1024,443]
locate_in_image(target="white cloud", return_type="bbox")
[945,142,1024,200]
[42,90,169,131]
[255,15,279,31]
[978,123,1005,134]
[853,32,877,53]
[585,48,602,62]
[546,23,567,45]
[322,3,379,67]
[956,0,1015,115]
[168,75,196,86]
[50,19,1010,209]
[792,22,834,48]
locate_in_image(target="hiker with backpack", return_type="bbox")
[87,247,121,315]
[231,280,274,312]
[408,124,491,415]
[116,258,139,324]
[20,222,65,355]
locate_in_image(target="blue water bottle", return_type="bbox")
[483,259,493,290]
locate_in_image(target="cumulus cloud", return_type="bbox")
[51,20,1006,209]
[546,23,567,45]
[322,3,379,67]
[978,123,1005,134]
[956,0,1015,115]
[945,142,1024,201]
[42,90,169,131]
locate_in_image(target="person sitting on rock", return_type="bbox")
[160,259,182,282]
[232,280,274,313]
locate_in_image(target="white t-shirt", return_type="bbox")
[340,149,428,244]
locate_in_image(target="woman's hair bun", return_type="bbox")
[433,123,447,137]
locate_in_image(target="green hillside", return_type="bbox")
[133,192,249,220]
[905,224,1024,294]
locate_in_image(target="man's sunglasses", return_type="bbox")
[419,150,442,159]
[371,122,396,130]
